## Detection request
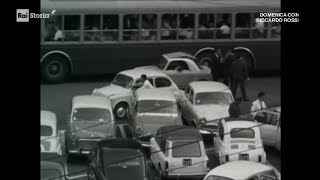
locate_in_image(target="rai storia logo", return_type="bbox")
[17,9,29,22]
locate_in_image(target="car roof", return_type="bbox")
[163,52,195,60]
[72,95,111,109]
[120,68,170,80]
[98,138,144,153]
[135,89,176,101]
[223,118,258,129]
[207,161,273,179]
[159,125,202,141]
[163,53,197,64]
[189,81,231,93]
[41,110,57,127]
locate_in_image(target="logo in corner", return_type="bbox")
[17,9,29,22]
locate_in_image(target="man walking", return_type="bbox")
[229,54,249,101]
[222,49,236,86]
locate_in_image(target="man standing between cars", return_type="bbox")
[139,74,154,89]
[222,49,236,86]
[229,54,249,101]
[251,92,267,123]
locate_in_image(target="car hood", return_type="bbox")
[136,114,179,137]
[134,65,161,71]
[92,84,131,97]
[193,104,230,125]
[71,121,114,139]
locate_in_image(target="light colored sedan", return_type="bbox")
[134,52,212,89]
[203,161,281,180]
[41,110,63,156]
[254,107,281,151]
[92,69,179,120]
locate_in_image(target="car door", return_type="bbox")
[164,60,193,88]
[258,111,280,147]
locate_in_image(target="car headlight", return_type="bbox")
[135,126,143,135]
[200,118,207,125]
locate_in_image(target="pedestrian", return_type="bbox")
[210,49,223,81]
[251,92,267,123]
[229,54,249,101]
[222,49,236,86]
[228,100,241,118]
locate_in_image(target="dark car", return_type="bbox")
[41,160,68,180]
[87,138,151,180]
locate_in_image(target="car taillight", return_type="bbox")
[231,144,238,149]
[248,145,256,150]
[225,155,229,162]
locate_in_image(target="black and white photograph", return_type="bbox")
[39,0,284,180]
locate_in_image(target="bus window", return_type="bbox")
[102,15,119,41]
[141,14,157,41]
[216,13,231,39]
[161,14,177,40]
[64,15,80,41]
[44,15,62,42]
[84,15,101,41]
[235,13,251,39]
[198,13,215,39]
[123,14,139,41]
[271,22,281,39]
[178,14,194,40]
[252,13,267,38]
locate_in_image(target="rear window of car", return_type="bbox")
[41,169,62,180]
[205,175,234,180]
[41,125,53,136]
[172,141,201,157]
[230,128,255,139]
[137,100,177,114]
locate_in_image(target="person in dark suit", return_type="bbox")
[229,54,250,101]
[222,49,236,86]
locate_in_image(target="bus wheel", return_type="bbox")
[234,50,254,75]
[114,103,129,121]
[41,55,70,83]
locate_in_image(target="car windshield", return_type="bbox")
[230,128,255,139]
[72,108,111,122]
[41,125,53,136]
[195,92,233,105]
[41,169,62,180]
[172,141,201,157]
[112,74,134,89]
[205,175,234,180]
[157,57,168,70]
[137,100,177,114]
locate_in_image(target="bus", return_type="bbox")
[40,0,280,83]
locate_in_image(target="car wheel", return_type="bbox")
[114,103,129,121]
[41,55,70,83]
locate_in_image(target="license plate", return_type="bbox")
[183,159,192,167]
[239,154,249,160]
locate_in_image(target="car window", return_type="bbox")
[172,141,201,157]
[230,128,255,139]
[147,78,154,86]
[189,90,194,104]
[72,108,112,122]
[41,125,53,136]
[219,123,224,141]
[195,92,233,105]
[166,61,190,71]
[137,100,177,114]
[155,77,172,88]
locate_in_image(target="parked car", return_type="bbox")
[254,107,281,151]
[41,161,68,180]
[203,161,281,180]
[134,52,212,89]
[92,69,179,120]
[150,125,209,179]
[41,110,64,156]
[130,88,183,148]
[87,138,151,180]
[66,95,115,155]
[180,81,234,128]
[214,118,267,164]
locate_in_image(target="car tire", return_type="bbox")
[114,103,129,121]
[41,55,70,84]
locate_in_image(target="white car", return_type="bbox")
[150,125,209,179]
[92,69,179,120]
[214,118,266,164]
[66,95,116,155]
[203,161,281,180]
[41,110,63,155]
[180,81,234,127]
[134,52,212,89]
[254,107,281,151]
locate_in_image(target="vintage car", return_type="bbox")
[134,52,212,89]
[254,107,281,151]
[130,88,183,148]
[87,138,151,180]
[150,125,209,179]
[41,110,64,156]
[214,118,267,164]
[203,161,281,180]
[66,95,116,155]
[180,81,234,128]
[92,68,179,120]
[41,161,68,180]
